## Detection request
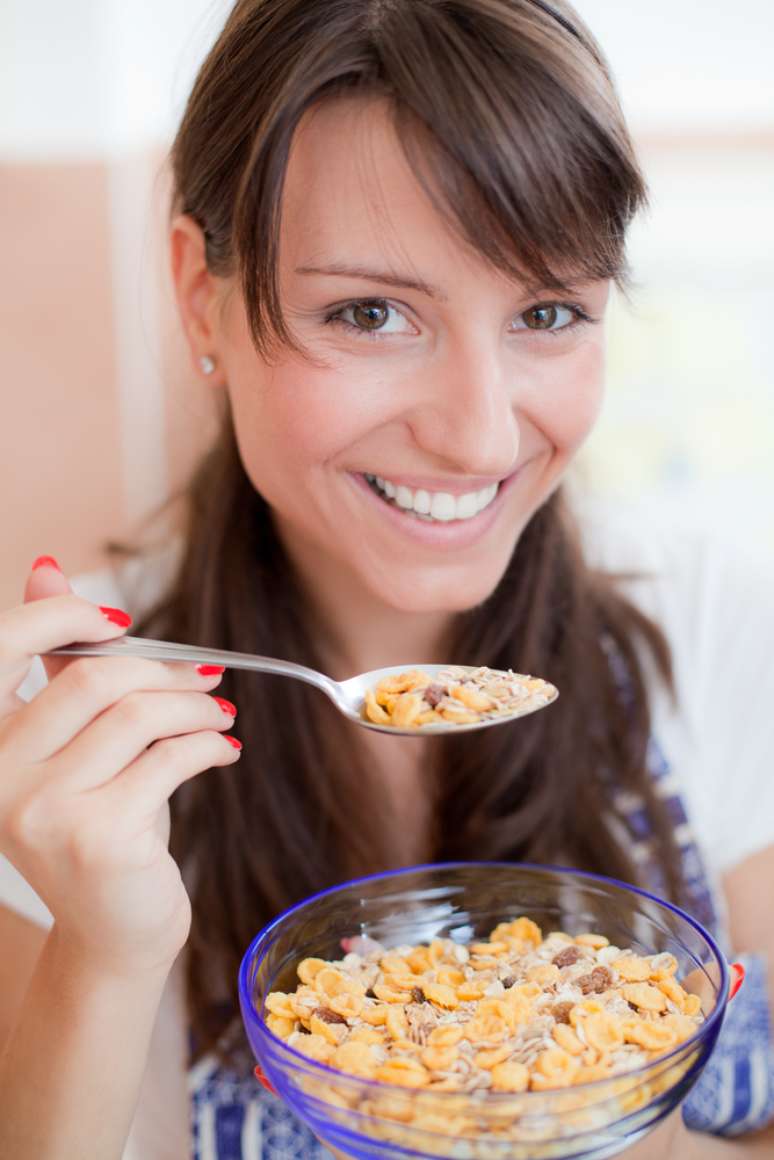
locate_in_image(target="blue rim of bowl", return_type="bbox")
[238,860,730,1099]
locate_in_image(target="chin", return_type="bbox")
[368,564,509,617]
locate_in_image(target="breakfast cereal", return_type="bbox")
[362,666,558,728]
[264,918,702,1094]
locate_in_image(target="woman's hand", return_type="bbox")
[0,559,242,979]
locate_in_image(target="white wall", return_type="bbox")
[2,0,773,158]
[575,0,774,131]
[0,0,230,158]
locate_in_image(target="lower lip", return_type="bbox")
[349,469,524,551]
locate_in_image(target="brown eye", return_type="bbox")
[522,304,558,330]
[352,301,389,330]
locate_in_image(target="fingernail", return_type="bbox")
[32,555,62,572]
[213,696,237,717]
[197,664,226,676]
[224,735,243,750]
[99,605,133,628]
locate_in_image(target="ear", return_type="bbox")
[170,214,227,386]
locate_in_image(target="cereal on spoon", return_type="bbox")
[264,917,703,1094]
[363,666,557,729]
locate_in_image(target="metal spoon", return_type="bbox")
[48,635,558,736]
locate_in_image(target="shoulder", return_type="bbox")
[573,488,749,622]
[573,487,774,687]
[572,487,774,875]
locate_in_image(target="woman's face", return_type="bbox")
[204,98,609,614]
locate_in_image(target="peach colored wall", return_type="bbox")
[0,158,217,612]
[1,162,125,607]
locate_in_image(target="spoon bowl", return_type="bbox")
[48,637,558,735]
[338,663,557,734]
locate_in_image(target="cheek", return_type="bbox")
[525,341,605,454]
[227,355,388,496]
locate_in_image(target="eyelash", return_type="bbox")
[323,299,598,339]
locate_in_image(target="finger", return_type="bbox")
[23,555,75,684]
[0,689,27,723]
[9,654,227,765]
[109,728,242,813]
[23,559,137,692]
[0,591,132,699]
[2,557,73,718]
[47,689,238,791]
[0,556,75,709]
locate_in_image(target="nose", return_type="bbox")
[407,339,520,478]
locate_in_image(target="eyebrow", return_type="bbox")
[295,263,448,301]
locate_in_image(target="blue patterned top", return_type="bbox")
[188,738,774,1158]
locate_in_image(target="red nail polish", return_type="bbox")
[197,664,226,676]
[32,555,62,572]
[213,696,237,717]
[254,1066,277,1095]
[224,735,243,750]
[99,605,133,628]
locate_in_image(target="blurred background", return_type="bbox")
[1,0,773,607]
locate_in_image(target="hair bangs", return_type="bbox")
[379,1,648,295]
[206,0,647,351]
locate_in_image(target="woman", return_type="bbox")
[1,1,772,1156]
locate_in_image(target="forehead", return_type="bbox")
[280,96,482,284]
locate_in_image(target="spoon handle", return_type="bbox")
[48,636,338,700]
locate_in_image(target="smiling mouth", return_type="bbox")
[363,474,501,522]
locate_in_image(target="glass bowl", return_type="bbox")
[239,862,735,1159]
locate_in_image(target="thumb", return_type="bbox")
[24,555,76,684]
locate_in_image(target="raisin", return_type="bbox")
[551,1001,574,1024]
[577,966,613,995]
[411,986,427,1004]
[313,1006,347,1025]
[592,965,613,989]
[552,946,582,968]
[424,684,446,708]
[501,975,517,989]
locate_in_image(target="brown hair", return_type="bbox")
[129,0,684,1066]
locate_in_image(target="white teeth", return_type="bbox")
[430,492,458,521]
[455,491,479,520]
[413,489,431,515]
[365,473,500,521]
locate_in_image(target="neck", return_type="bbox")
[279,528,454,681]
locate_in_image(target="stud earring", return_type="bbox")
[200,355,216,375]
